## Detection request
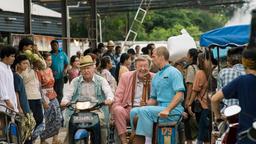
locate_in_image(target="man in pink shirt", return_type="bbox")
[111,55,154,144]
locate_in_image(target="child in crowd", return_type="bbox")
[37,53,63,144]
[67,55,80,83]
[99,56,117,93]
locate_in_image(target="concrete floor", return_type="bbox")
[34,128,67,144]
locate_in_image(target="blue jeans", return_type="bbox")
[196,109,211,142]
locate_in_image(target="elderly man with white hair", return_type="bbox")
[61,55,114,144]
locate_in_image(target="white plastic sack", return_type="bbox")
[167,29,197,62]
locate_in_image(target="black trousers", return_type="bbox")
[54,78,64,103]
[25,99,43,144]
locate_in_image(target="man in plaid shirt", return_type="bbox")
[217,47,245,107]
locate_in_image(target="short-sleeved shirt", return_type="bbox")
[192,70,209,109]
[0,62,18,112]
[217,64,245,106]
[51,50,69,79]
[222,74,256,144]
[13,73,30,113]
[21,68,41,100]
[150,64,185,110]
[186,64,198,83]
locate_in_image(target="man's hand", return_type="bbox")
[187,106,195,118]
[140,101,146,106]
[147,98,157,105]
[182,112,189,119]
[159,108,170,118]
[60,101,70,108]
[104,99,113,105]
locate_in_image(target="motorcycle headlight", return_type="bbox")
[76,101,92,110]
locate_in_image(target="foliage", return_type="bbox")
[70,8,230,41]
[70,17,87,38]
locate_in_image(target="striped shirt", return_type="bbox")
[217,64,245,106]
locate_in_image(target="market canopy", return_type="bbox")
[200,25,250,48]
[33,0,247,16]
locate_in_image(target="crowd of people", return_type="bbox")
[0,37,256,144]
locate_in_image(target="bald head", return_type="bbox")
[154,46,169,61]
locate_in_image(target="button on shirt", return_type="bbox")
[80,81,97,101]
[150,64,185,108]
[0,62,18,112]
[133,80,143,106]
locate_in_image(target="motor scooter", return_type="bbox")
[0,104,22,144]
[68,97,106,144]
[215,105,241,144]
[238,121,256,142]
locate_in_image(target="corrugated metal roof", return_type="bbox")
[32,0,247,16]
[0,11,62,35]
[0,0,61,18]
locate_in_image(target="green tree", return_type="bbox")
[70,8,229,41]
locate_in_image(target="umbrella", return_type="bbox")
[200,25,250,48]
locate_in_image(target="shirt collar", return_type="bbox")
[50,49,62,54]
[80,74,96,83]
[0,61,10,69]
[159,64,170,71]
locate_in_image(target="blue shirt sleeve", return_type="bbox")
[150,75,157,100]
[222,76,240,99]
[14,74,21,93]
[170,69,185,93]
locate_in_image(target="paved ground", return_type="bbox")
[34,128,67,144]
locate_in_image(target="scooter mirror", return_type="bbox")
[224,105,241,124]
[248,121,256,142]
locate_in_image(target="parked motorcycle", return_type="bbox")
[0,104,22,144]
[238,121,256,142]
[68,97,105,144]
[215,105,241,144]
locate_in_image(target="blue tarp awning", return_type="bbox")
[200,25,250,48]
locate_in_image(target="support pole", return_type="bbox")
[61,0,69,55]
[24,0,32,34]
[89,0,97,51]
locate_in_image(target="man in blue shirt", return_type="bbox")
[212,48,256,144]
[50,40,69,103]
[130,46,185,144]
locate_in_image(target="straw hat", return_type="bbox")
[79,55,94,67]
[107,40,115,47]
